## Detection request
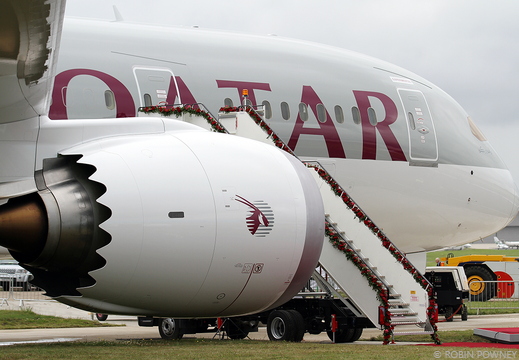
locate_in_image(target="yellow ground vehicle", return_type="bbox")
[439,254,519,301]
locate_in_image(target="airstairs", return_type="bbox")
[138,103,440,344]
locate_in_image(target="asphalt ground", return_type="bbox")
[0,300,518,345]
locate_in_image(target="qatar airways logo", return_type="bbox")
[235,195,274,237]
[49,70,407,163]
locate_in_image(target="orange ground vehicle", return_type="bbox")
[439,254,519,301]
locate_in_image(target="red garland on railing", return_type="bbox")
[219,106,297,156]
[325,221,393,344]
[138,105,228,133]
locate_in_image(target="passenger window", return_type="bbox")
[298,103,308,121]
[316,104,326,123]
[262,100,272,119]
[105,90,115,110]
[224,98,234,107]
[367,107,377,125]
[334,105,344,123]
[351,106,361,125]
[144,93,152,107]
[281,102,290,120]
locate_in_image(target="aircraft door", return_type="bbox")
[398,89,438,165]
[133,67,180,107]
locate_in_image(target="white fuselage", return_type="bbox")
[41,18,518,253]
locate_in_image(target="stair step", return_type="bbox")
[391,322,424,326]
[390,309,417,315]
[388,294,402,299]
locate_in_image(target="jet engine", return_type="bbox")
[0,127,324,317]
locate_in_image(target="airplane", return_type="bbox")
[494,236,519,250]
[444,243,472,251]
[0,0,518,321]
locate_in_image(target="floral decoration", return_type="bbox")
[219,106,297,156]
[139,105,228,133]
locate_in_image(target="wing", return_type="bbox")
[0,0,66,124]
[0,0,66,196]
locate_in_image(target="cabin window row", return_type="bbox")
[224,98,376,125]
[136,93,379,126]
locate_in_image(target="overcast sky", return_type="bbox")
[65,0,519,180]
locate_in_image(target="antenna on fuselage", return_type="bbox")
[112,5,124,22]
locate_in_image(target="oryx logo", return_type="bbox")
[235,195,274,237]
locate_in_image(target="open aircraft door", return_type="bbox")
[133,67,180,107]
[398,89,438,166]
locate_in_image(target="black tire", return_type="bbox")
[327,328,354,343]
[158,318,184,340]
[286,310,305,342]
[350,328,363,342]
[327,326,363,343]
[224,320,249,340]
[444,306,453,322]
[1,281,9,291]
[461,304,468,321]
[465,265,495,301]
[307,318,324,335]
[95,314,108,321]
[267,310,305,342]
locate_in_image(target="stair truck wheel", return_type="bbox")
[95,313,108,321]
[158,318,184,340]
[267,310,305,342]
[287,310,305,342]
[461,304,468,321]
[465,265,495,302]
[224,320,249,340]
[327,327,354,343]
[350,328,363,342]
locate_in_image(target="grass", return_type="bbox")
[0,333,496,360]
[467,300,519,315]
[368,330,490,343]
[0,309,117,329]
[0,310,501,360]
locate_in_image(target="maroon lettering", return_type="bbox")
[353,91,406,161]
[216,80,271,106]
[288,86,346,158]
[49,69,135,119]
[166,76,199,106]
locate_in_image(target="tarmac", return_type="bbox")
[1,299,518,346]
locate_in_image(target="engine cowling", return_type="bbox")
[0,126,324,317]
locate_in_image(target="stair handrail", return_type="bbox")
[219,105,298,157]
[308,161,440,344]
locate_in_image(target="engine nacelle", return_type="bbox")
[0,125,324,317]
